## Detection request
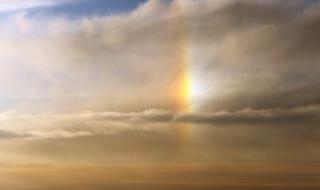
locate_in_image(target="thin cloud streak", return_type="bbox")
[0,0,58,13]
[0,105,319,139]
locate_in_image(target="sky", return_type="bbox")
[0,0,320,189]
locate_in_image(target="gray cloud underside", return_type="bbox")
[195,0,320,111]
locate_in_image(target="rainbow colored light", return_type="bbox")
[169,1,197,144]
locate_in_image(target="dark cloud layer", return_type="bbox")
[0,130,29,139]
[188,0,320,112]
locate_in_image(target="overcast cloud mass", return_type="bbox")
[1,0,320,189]
[0,0,319,180]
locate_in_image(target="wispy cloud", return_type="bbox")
[0,0,58,13]
[0,105,319,139]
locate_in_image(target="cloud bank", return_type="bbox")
[0,0,319,164]
[0,0,319,112]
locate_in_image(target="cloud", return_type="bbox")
[0,0,319,113]
[180,0,320,111]
[0,105,318,140]
[0,129,30,139]
[0,0,319,164]
[2,107,320,164]
[0,0,318,142]
[0,0,58,13]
